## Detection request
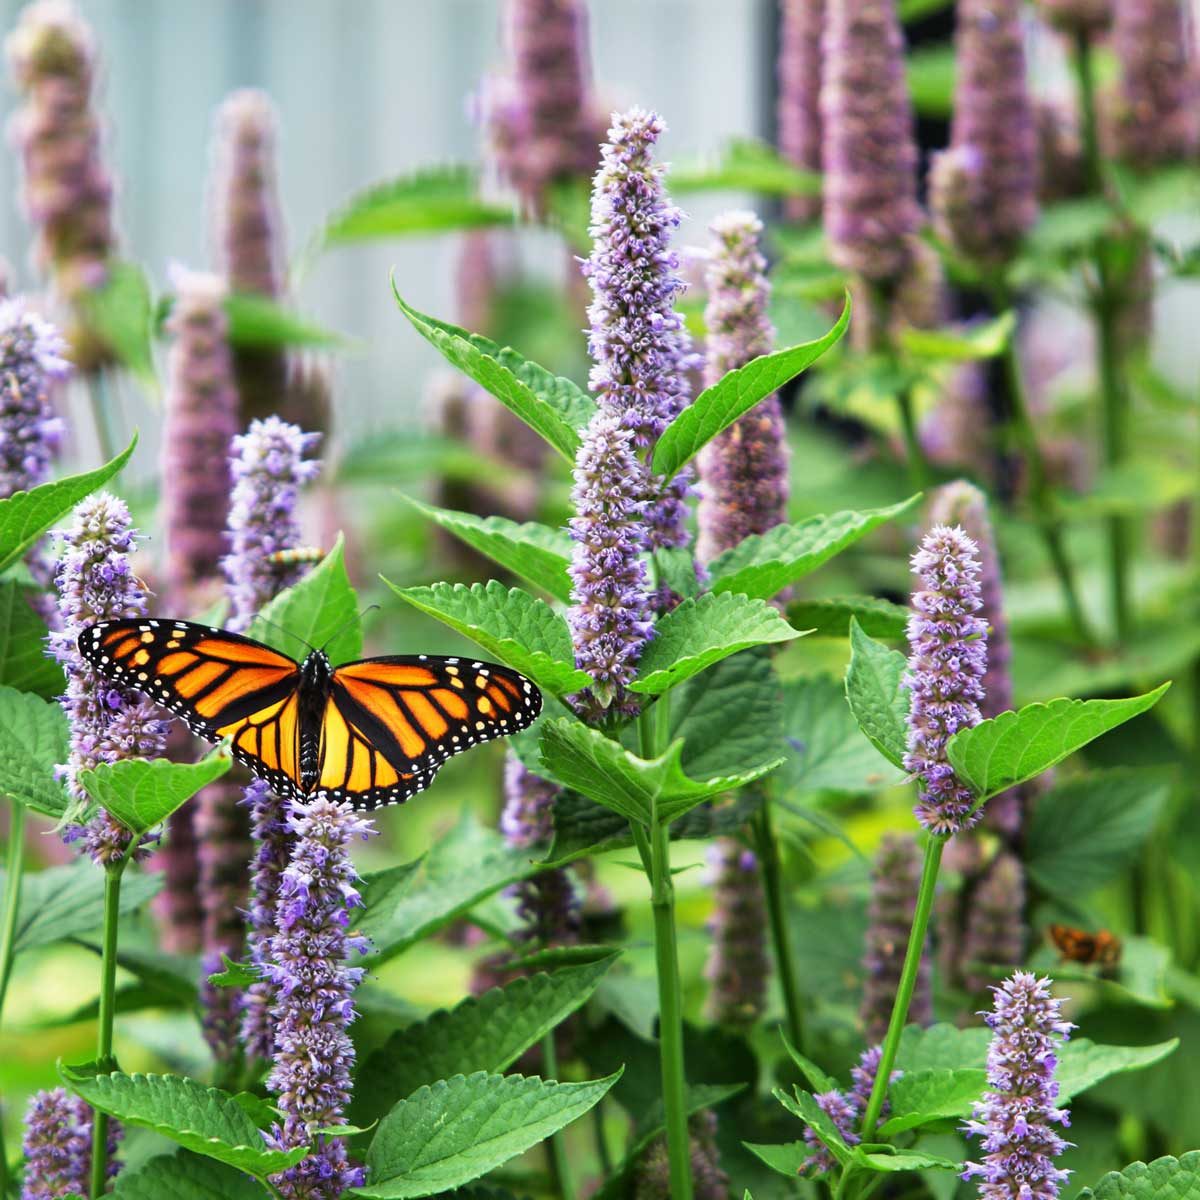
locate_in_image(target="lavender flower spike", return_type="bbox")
[930,0,1037,266]
[821,0,922,282]
[803,1045,893,1175]
[50,493,169,864]
[963,971,1074,1199]
[777,0,824,223]
[703,840,768,1028]
[903,524,988,836]
[20,1086,120,1199]
[264,795,373,1196]
[961,851,1027,996]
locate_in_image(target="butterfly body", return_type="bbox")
[1048,923,1122,970]
[79,618,542,810]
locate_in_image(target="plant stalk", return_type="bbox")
[90,858,127,1199]
[895,386,929,494]
[858,835,946,1137]
[86,370,118,468]
[541,1030,578,1200]
[0,799,27,1196]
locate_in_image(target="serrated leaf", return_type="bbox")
[629,593,804,695]
[1078,1151,1200,1199]
[79,261,156,385]
[2,858,160,955]
[845,618,910,771]
[59,1067,306,1178]
[708,496,920,601]
[357,1070,619,1198]
[652,298,849,479]
[386,579,589,699]
[250,534,360,665]
[538,717,782,826]
[112,1151,270,1200]
[858,1147,961,1172]
[0,581,65,697]
[79,752,231,838]
[946,685,1170,803]
[787,594,910,639]
[780,1033,838,1094]
[402,497,573,602]
[899,312,1015,361]
[206,954,258,990]
[1025,769,1172,898]
[878,1068,988,1135]
[0,685,70,817]
[224,292,347,349]
[0,436,136,574]
[744,1140,811,1179]
[392,286,595,462]
[773,1087,854,1167]
[670,138,822,196]
[350,956,618,1128]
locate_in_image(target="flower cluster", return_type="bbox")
[703,839,768,1028]
[633,1108,729,1200]
[803,1045,891,1175]
[903,525,988,835]
[963,972,1073,1199]
[20,1086,120,1199]
[777,0,824,223]
[263,796,374,1196]
[223,415,320,631]
[697,212,788,564]
[861,834,930,1043]
[50,493,169,864]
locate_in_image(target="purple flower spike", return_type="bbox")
[223,415,320,632]
[633,1109,730,1199]
[264,795,374,1196]
[962,851,1026,996]
[697,212,789,565]
[703,839,768,1028]
[903,524,988,836]
[50,493,169,864]
[20,1086,120,1199]
[803,1045,895,1176]
[777,0,824,223]
[820,0,922,282]
[963,971,1074,1199]
[931,0,1037,266]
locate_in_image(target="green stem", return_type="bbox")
[752,799,806,1054]
[542,1030,577,1200]
[0,800,27,1196]
[592,1094,614,1178]
[858,836,946,1138]
[895,386,929,493]
[86,371,118,467]
[90,859,127,1200]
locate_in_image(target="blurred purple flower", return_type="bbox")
[1035,101,1086,203]
[20,1086,119,1199]
[633,1108,729,1200]
[803,1045,894,1175]
[0,298,67,496]
[703,839,768,1028]
[961,851,1027,995]
[777,0,824,223]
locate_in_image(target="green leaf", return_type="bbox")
[1078,1152,1200,1200]
[357,1071,620,1199]
[652,298,849,479]
[858,1147,961,1172]
[629,593,804,695]
[0,581,65,697]
[224,293,347,349]
[112,1151,270,1200]
[878,1068,988,1135]
[708,497,921,601]
[386,579,590,699]
[1058,458,1197,519]
[79,752,231,838]
[538,717,783,826]
[392,286,595,462]
[899,312,1015,361]
[780,1033,839,1094]
[1056,1039,1178,1103]
[350,956,618,1128]
[2,858,160,955]
[744,1141,810,1179]
[845,618,910,771]
[1025,769,1172,898]
[787,594,909,640]
[402,497,573,603]
[907,43,955,118]
[250,535,360,665]
[206,954,257,990]
[317,166,513,247]
[670,138,821,196]
[59,1067,307,1179]
[782,674,906,794]
[773,1087,854,1167]
[0,685,70,818]
[79,261,156,385]
[946,685,1171,802]
[0,435,136,574]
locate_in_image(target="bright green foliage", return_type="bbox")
[78,752,232,838]
[223,293,347,348]
[670,138,822,196]
[1078,1152,1200,1199]
[899,311,1015,361]
[787,594,909,639]
[112,1151,270,1199]
[0,581,65,697]
[845,619,910,771]
[79,262,156,386]
[0,685,69,818]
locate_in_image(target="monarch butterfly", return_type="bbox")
[78,618,542,810]
[1047,923,1122,969]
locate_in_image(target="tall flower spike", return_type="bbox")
[209,88,288,426]
[821,0,922,282]
[861,834,931,1043]
[703,840,768,1028]
[963,971,1073,1199]
[777,0,824,223]
[961,851,1027,996]
[50,493,169,864]
[632,1109,729,1200]
[802,1045,893,1175]
[582,108,698,551]
[264,796,373,1196]
[20,1086,119,1199]
[904,524,988,836]
[930,0,1037,266]
[566,411,654,717]
[6,0,118,371]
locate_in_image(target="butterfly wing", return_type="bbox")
[1048,923,1097,964]
[79,618,307,796]
[320,654,542,809]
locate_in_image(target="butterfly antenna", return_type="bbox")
[254,615,317,655]
[318,605,380,654]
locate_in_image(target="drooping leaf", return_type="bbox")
[223,293,348,349]
[79,261,157,386]
[1078,1152,1200,1200]
[392,286,595,462]
[946,685,1171,802]
[629,593,805,695]
[0,581,65,697]
[652,299,850,480]
[78,752,232,838]
[787,594,909,640]
[112,1151,270,1200]
[386,579,591,699]
[898,312,1015,362]
[0,685,70,818]
[858,1147,961,1173]
[358,1070,620,1198]
[707,496,921,601]
[845,619,910,771]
